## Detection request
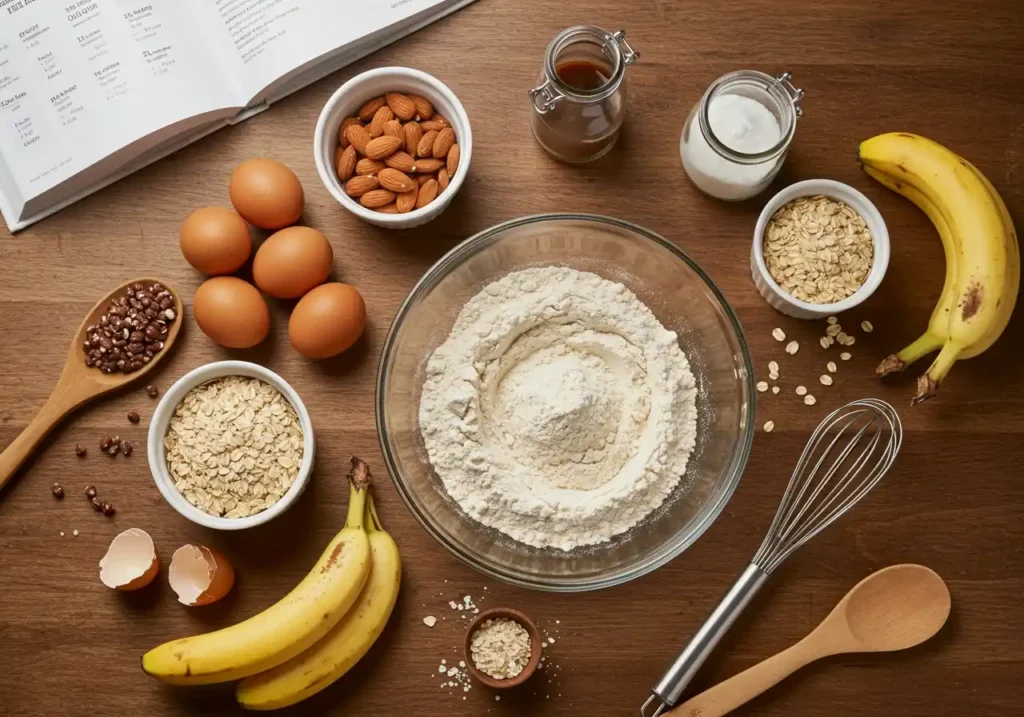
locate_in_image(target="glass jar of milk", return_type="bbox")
[680,71,804,201]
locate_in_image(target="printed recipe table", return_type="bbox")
[1,1,1023,716]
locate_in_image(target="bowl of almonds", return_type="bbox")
[314,67,471,228]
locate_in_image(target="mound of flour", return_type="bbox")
[419,267,698,551]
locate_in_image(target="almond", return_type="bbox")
[368,105,394,138]
[437,167,450,191]
[364,135,403,160]
[417,130,438,158]
[433,114,451,128]
[396,186,418,213]
[338,116,360,147]
[333,145,345,167]
[410,94,434,120]
[414,158,444,173]
[432,127,455,159]
[378,168,416,193]
[416,179,438,208]
[344,174,379,197]
[417,173,434,186]
[420,120,446,133]
[358,96,385,121]
[385,92,417,121]
[385,151,417,173]
[336,144,357,181]
[377,203,400,214]
[356,158,387,176]
[344,123,371,155]
[383,119,403,140]
[446,144,460,176]
[360,189,396,208]
[404,121,423,156]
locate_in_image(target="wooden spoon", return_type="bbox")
[666,564,951,717]
[0,278,183,492]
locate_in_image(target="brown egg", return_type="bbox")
[193,277,270,348]
[252,226,333,299]
[229,158,304,230]
[289,283,366,359]
[180,206,252,275]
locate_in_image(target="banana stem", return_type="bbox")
[878,331,943,376]
[364,493,382,533]
[913,341,962,404]
[344,457,373,530]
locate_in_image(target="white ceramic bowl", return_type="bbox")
[751,179,890,319]
[147,361,316,530]
[314,67,472,229]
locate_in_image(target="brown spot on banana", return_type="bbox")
[321,543,345,573]
[960,282,983,320]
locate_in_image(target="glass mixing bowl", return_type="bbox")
[376,214,754,591]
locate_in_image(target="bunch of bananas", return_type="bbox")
[142,457,401,710]
[859,132,1019,403]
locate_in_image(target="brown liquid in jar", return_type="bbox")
[531,59,622,163]
[556,60,610,91]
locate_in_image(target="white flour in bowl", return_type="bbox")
[419,267,698,551]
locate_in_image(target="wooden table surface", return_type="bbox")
[2,2,1023,715]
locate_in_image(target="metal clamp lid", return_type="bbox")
[529,28,640,114]
[775,71,805,117]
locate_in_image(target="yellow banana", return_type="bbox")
[864,164,958,376]
[858,132,1019,402]
[142,459,373,685]
[236,490,401,710]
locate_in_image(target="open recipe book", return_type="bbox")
[0,0,475,232]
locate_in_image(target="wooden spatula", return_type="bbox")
[666,564,951,717]
[0,278,182,492]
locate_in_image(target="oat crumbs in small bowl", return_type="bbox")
[147,361,315,530]
[463,608,542,689]
[751,179,890,319]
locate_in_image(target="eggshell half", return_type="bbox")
[169,544,235,606]
[99,528,160,591]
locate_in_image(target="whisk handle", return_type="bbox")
[642,563,769,716]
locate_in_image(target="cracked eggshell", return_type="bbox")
[99,528,160,591]
[169,544,235,606]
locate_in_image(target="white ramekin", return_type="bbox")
[751,179,890,319]
[314,67,472,229]
[147,361,316,530]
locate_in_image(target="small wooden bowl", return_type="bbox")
[463,607,542,689]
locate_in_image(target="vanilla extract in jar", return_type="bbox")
[529,26,639,163]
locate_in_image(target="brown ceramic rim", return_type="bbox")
[463,607,542,689]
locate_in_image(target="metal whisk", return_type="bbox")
[641,398,902,717]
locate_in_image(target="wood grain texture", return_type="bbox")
[1,1,1022,715]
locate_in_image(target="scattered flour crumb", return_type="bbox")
[423,616,437,628]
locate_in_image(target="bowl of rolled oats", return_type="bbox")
[751,179,889,319]
[147,361,315,530]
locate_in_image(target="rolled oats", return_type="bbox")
[860,320,874,333]
[820,374,833,386]
[772,328,786,342]
[163,376,304,519]
[827,361,837,373]
[762,195,873,304]
[784,340,800,355]
[840,352,852,361]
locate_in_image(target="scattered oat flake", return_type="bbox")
[861,320,874,333]
[840,352,852,361]
[768,360,779,374]
[826,323,843,337]
[771,385,780,394]
[827,361,837,373]
[796,385,808,396]
[772,328,786,341]
[449,600,458,609]
[60,531,65,537]
[804,394,817,405]
[423,616,437,628]
[820,374,833,386]
[756,381,768,392]
[845,335,856,345]
[548,637,556,644]
[763,420,775,433]
[827,316,838,324]
[819,336,830,349]
[836,331,850,343]
[785,340,800,355]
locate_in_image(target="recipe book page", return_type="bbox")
[0,1,237,224]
